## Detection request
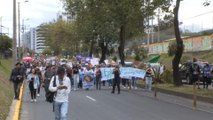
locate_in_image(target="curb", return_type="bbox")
[6,82,24,120]
[138,84,213,104]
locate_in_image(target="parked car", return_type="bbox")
[179,62,206,84]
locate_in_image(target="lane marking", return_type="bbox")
[86,96,96,102]
[13,82,24,120]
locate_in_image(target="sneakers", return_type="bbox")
[31,99,34,102]
[34,99,37,102]
[37,94,40,97]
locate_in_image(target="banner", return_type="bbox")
[100,67,146,81]
[82,75,94,89]
[100,68,114,81]
[120,67,146,79]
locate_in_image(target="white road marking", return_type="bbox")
[86,96,96,102]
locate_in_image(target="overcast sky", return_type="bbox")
[0,0,213,37]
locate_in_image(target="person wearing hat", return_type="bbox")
[10,62,25,100]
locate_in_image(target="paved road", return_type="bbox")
[20,84,213,120]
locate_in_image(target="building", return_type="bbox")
[22,26,47,53]
[35,26,47,53]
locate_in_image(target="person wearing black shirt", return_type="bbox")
[111,66,121,94]
[95,65,102,90]
[10,62,25,100]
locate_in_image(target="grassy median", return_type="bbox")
[0,59,14,120]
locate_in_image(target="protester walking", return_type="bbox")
[72,64,79,91]
[36,68,43,97]
[190,58,201,89]
[111,66,121,94]
[203,63,212,89]
[95,65,102,90]
[49,67,71,120]
[10,62,25,100]
[44,65,54,99]
[27,68,40,102]
[145,65,154,92]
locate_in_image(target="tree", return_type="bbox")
[172,0,183,86]
[0,35,12,58]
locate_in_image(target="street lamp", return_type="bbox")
[18,0,29,59]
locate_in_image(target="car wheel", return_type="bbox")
[186,75,191,84]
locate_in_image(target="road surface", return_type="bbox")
[20,84,213,120]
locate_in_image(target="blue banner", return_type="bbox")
[100,67,146,81]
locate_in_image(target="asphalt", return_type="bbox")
[20,85,213,120]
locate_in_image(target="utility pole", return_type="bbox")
[18,2,21,60]
[13,0,17,66]
[0,17,2,35]
[157,8,160,43]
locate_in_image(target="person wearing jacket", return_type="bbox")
[10,62,25,100]
[49,67,71,120]
[27,68,40,102]
[203,63,212,89]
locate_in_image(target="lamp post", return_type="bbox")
[18,0,29,60]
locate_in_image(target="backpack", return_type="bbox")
[46,76,56,103]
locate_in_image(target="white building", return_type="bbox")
[22,27,47,53]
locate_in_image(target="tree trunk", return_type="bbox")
[99,42,108,64]
[118,25,125,66]
[173,0,183,86]
[89,40,94,57]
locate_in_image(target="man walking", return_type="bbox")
[10,62,25,100]
[111,65,121,94]
[49,67,71,120]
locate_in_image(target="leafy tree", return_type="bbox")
[0,35,12,56]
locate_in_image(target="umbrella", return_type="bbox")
[23,57,33,61]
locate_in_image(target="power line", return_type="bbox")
[181,10,213,21]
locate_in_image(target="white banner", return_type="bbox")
[100,67,146,81]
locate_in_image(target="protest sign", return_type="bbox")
[100,67,146,81]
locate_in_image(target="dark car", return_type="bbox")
[179,62,205,84]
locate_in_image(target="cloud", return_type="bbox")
[0,0,62,37]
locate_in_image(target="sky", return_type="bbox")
[0,0,213,37]
[0,0,63,36]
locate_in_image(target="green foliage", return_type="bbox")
[0,59,13,120]
[42,47,52,55]
[161,69,173,84]
[168,41,177,56]
[0,35,12,54]
[134,54,141,61]
[180,54,193,63]
[112,56,117,62]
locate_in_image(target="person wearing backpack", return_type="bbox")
[44,65,54,99]
[49,67,71,120]
[10,62,25,100]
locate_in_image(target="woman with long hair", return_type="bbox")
[27,68,40,102]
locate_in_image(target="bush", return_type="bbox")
[134,54,141,61]
[168,41,177,56]
[161,69,173,84]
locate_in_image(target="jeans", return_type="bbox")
[55,102,69,120]
[13,82,22,99]
[73,74,79,90]
[96,77,101,90]
[112,79,120,93]
[131,78,137,89]
[108,79,112,87]
[145,77,152,91]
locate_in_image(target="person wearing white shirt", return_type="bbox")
[49,67,71,120]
